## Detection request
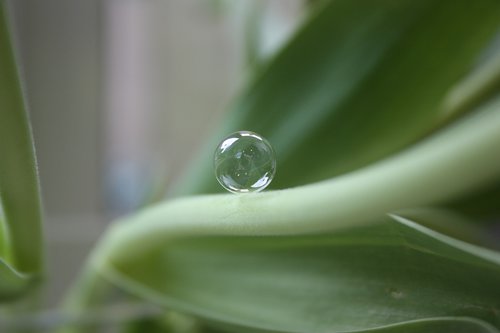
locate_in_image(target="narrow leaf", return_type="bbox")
[0,1,44,297]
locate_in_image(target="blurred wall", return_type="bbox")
[6,0,302,306]
[103,0,243,212]
[9,0,102,216]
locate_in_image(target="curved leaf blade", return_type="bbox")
[99,215,500,333]
[103,97,500,262]
[176,0,500,196]
[357,317,500,333]
[0,1,44,297]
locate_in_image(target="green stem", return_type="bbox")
[101,96,500,266]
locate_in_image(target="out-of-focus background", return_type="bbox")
[6,0,306,305]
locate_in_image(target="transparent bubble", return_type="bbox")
[214,131,276,193]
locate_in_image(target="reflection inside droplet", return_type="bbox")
[214,131,276,193]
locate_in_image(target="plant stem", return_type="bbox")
[100,96,500,266]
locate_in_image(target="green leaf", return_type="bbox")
[62,96,500,332]
[440,43,500,121]
[193,317,500,333]
[0,259,31,300]
[443,179,500,224]
[354,317,500,333]
[175,0,500,196]
[95,215,500,333]
[0,1,44,298]
[391,208,499,248]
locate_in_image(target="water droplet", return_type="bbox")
[214,131,276,193]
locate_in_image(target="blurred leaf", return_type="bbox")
[0,2,44,298]
[62,97,500,332]
[0,259,31,300]
[440,42,500,120]
[443,179,500,224]
[97,215,500,333]
[393,208,499,248]
[354,318,500,333]
[243,1,265,70]
[175,0,500,196]
[122,311,206,333]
